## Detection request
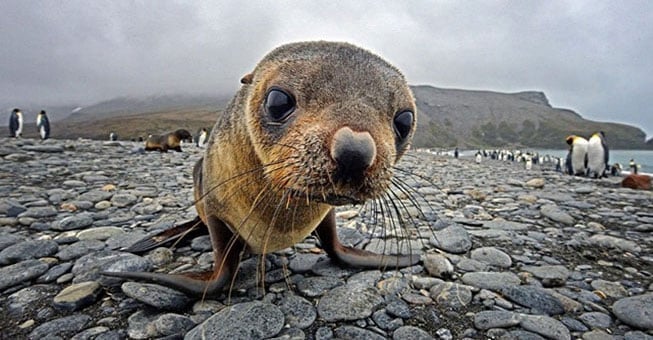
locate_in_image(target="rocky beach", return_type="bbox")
[1,137,652,340]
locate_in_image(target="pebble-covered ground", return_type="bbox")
[1,137,652,340]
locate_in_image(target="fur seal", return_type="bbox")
[36,110,50,140]
[144,129,193,152]
[104,41,419,295]
[8,108,23,138]
[586,131,609,178]
[565,135,589,176]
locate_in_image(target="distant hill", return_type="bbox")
[4,87,651,149]
[411,85,651,149]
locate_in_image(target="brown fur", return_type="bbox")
[103,42,419,295]
[197,41,416,253]
[144,129,193,152]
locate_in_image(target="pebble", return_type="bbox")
[1,139,652,338]
[185,301,284,340]
[500,285,565,315]
[429,224,472,253]
[612,293,653,329]
[121,282,191,310]
[53,281,102,311]
[317,284,384,321]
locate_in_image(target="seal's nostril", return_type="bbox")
[330,127,376,182]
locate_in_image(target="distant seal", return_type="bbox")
[565,135,589,176]
[586,131,609,178]
[144,129,193,152]
[104,41,419,295]
[8,108,23,138]
[36,110,50,140]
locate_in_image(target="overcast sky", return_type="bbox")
[1,1,652,137]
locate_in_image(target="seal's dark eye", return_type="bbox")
[265,88,295,122]
[393,110,413,140]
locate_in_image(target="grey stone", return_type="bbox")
[522,265,570,286]
[0,239,59,264]
[591,279,628,298]
[612,293,653,329]
[121,282,190,310]
[151,313,196,336]
[296,276,344,297]
[53,214,95,231]
[18,206,58,218]
[76,226,124,240]
[6,285,59,317]
[317,284,384,322]
[473,310,521,330]
[0,234,24,251]
[56,240,106,261]
[470,247,512,268]
[278,294,316,329]
[185,301,284,340]
[429,224,472,253]
[500,286,565,315]
[53,281,102,311]
[423,253,454,278]
[520,314,571,340]
[589,234,642,253]
[36,262,73,283]
[110,193,138,207]
[28,314,92,339]
[393,325,434,339]
[429,282,472,310]
[333,326,386,340]
[288,253,323,273]
[0,259,50,290]
[386,299,412,319]
[540,204,574,225]
[578,311,612,329]
[460,271,521,291]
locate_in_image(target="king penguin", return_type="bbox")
[565,135,589,176]
[196,128,208,147]
[586,131,609,178]
[8,108,23,138]
[37,110,51,140]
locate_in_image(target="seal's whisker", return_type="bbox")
[193,159,300,206]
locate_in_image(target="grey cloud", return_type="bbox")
[1,1,651,136]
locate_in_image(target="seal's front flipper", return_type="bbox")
[315,209,421,269]
[124,216,206,253]
[101,269,230,296]
[103,215,241,296]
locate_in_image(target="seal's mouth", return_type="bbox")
[287,189,364,206]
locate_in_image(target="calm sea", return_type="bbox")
[532,149,653,174]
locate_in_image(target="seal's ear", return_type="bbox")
[240,73,254,84]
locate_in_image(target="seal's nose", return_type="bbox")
[330,126,377,183]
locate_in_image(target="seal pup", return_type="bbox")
[586,131,609,178]
[104,41,420,295]
[144,129,193,152]
[8,108,23,138]
[565,135,589,176]
[36,110,50,140]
